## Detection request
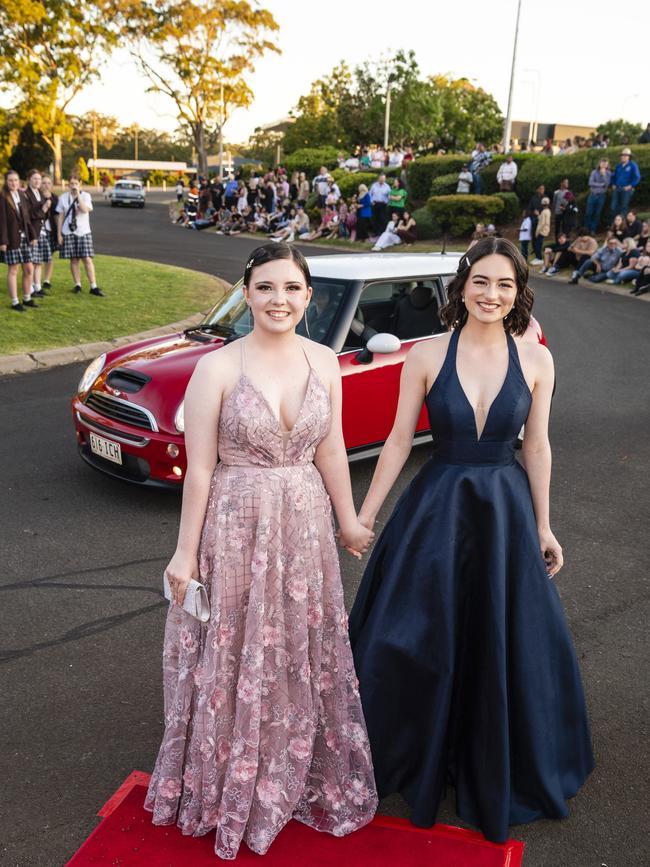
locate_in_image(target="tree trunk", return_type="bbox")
[193,123,208,177]
[53,132,63,185]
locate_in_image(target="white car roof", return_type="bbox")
[306,252,462,281]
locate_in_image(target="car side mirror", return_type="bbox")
[355,332,401,364]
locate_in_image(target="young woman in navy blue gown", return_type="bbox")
[348,237,594,843]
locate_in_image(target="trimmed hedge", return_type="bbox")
[494,192,520,223]
[427,195,504,236]
[284,147,339,176]
[412,206,436,240]
[406,154,468,201]
[331,171,378,198]
[430,173,460,196]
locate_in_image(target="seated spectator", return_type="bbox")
[372,213,401,251]
[546,228,598,275]
[271,206,310,242]
[630,241,650,295]
[396,210,417,246]
[303,205,338,241]
[388,178,407,216]
[568,236,622,283]
[609,214,627,243]
[605,237,644,284]
[345,200,358,241]
[456,164,473,194]
[496,154,518,191]
[540,232,570,273]
[623,209,642,243]
[638,220,650,249]
[562,191,579,237]
[531,197,551,263]
[468,222,486,249]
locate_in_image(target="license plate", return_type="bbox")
[89,432,122,465]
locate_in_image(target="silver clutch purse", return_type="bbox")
[163,572,210,622]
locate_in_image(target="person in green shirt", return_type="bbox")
[388,178,407,217]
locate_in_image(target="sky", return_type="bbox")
[25,0,650,144]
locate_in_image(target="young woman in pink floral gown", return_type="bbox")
[145,243,377,859]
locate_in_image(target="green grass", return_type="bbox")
[0,254,226,356]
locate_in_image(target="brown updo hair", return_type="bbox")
[440,236,534,336]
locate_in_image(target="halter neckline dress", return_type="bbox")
[349,328,594,843]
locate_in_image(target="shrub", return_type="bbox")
[334,171,378,199]
[412,206,436,240]
[76,156,90,183]
[427,194,504,236]
[147,169,166,186]
[284,147,339,176]
[430,173,459,196]
[407,154,468,202]
[494,192,520,223]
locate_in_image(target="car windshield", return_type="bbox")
[117,182,141,189]
[201,277,349,344]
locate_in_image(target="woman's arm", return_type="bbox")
[314,351,373,556]
[358,344,430,527]
[165,355,223,602]
[520,345,563,576]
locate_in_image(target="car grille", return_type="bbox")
[84,391,158,431]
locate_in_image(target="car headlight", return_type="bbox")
[174,400,185,433]
[78,353,106,394]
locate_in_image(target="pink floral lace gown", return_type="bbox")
[144,343,377,859]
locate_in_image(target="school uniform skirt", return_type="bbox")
[31,231,53,264]
[2,235,33,266]
[60,233,95,259]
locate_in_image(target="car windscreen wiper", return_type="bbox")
[184,323,235,337]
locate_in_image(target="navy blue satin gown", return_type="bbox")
[349,329,594,843]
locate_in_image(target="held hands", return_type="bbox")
[338,520,375,559]
[164,551,199,605]
[539,528,563,577]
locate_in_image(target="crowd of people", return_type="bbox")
[172,166,418,251]
[0,168,102,312]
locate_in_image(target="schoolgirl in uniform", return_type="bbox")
[25,169,53,297]
[0,170,39,312]
[56,172,104,296]
[40,174,58,291]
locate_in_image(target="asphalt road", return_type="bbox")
[1,195,649,866]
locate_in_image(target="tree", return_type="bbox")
[596,119,644,146]
[8,121,51,176]
[0,1,128,183]
[131,0,279,176]
[76,156,90,182]
[428,76,503,152]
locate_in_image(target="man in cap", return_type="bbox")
[609,148,641,220]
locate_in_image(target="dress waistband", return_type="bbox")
[219,460,313,470]
[431,440,516,466]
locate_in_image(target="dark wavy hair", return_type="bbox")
[243,242,311,287]
[440,236,533,336]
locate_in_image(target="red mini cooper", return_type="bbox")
[71,252,543,487]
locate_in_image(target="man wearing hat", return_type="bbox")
[609,148,641,221]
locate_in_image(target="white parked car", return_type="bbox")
[111,179,145,209]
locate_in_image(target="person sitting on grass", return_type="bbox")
[371,212,400,251]
[540,232,570,273]
[395,210,417,246]
[546,228,597,275]
[270,205,310,242]
[56,172,104,296]
[568,236,622,284]
[345,200,358,241]
[629,242,650,295]
[623,210,643,244]
[303,205,337,241]
[606,237,649,285]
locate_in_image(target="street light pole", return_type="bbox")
[383,80,392,150]
[219,81,224,178]
[134,124,139,162]
[502,0,523,153]
[92,113,98,188]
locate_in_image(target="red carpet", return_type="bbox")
[67,772,525,866]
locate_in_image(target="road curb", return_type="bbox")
[0,276,231,377]
[535,271,650,301]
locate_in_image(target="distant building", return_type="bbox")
[512,120,597,147]
[88,158,189,177]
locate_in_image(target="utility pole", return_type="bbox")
[502,0,523,154]
[134,124,139,161]
[92,114,98,188]
[383,79,392,150]
[218,81,224,178]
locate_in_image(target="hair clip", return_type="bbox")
[246,258,255,269]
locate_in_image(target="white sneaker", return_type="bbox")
[531,258,543,265]
[605,279,615,284]
[547,266,559,275]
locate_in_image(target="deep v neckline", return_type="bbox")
[241,369,314,436]
[453,331,512,442]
